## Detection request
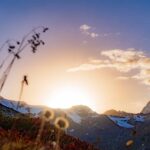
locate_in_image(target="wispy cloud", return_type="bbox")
[116,76,130,80]
[99,32,121,37]
[80,24,91,31]
[80,24,99,38]
[90,32,99,38]
[80,24,120,39]
[67,48,150,86]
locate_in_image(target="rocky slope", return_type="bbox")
[142,101,150,114]
[0,103,23,117]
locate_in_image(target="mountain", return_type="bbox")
[141,101,150,114]
[66,106,150,150]
[67,110,148,150]
[0,97,150,150]
[0,97,47,116]
[104,109,133,117]
[0,103,23,117]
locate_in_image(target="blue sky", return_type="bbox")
[1,0,150,51]
[0,0,150,49]
[1,0,150,113]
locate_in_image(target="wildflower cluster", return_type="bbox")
[41,109,69,131]
[54,116,69,130]
[0,114,99,150]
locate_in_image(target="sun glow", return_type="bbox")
[45,86,94,109]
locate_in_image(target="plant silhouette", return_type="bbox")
[0,26,49,93]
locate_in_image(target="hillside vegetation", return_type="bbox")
[0,113,99,150]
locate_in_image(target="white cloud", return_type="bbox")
[80,24,99,38]
[132,69,150,86]
[101,49,144,62]
[67,48,150,86]
[80,24,120,39]
[90,32,99,38]
[80,24,91,32]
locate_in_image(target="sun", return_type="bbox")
[45,85,94,109]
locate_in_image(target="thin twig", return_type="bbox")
[16,81,24,110]
[0,57,16,92]
[35,118,45,149]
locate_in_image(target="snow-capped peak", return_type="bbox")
[67,112,82,124]
[0,98,45,116]
[133,115,144,122]
[108,114,145,129]
[108,116,134,128]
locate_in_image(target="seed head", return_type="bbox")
[42,109,54,121]
[54,116,69,130]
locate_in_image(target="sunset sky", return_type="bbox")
[1,0,150,113]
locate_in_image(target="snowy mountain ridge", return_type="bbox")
[0,98,45,115]
[1,97,150,150]
[0,98,91,125]
[108,115,144,129]
[0,97,146,129]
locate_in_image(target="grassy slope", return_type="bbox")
[0,114,99,150]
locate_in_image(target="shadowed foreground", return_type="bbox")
[0,114,99,150]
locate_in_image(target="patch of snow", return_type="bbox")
[0,98,43,115]
[108,116,134,129]
[117,120,134,128]
[133,115,144,122]
[67,112,82,124]
[0,99,18,110]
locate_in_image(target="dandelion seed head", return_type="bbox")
[54,116,69,130]
[42,109,54,121]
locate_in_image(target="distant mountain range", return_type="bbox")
[104,109,134,116]
[0,97,150,150]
